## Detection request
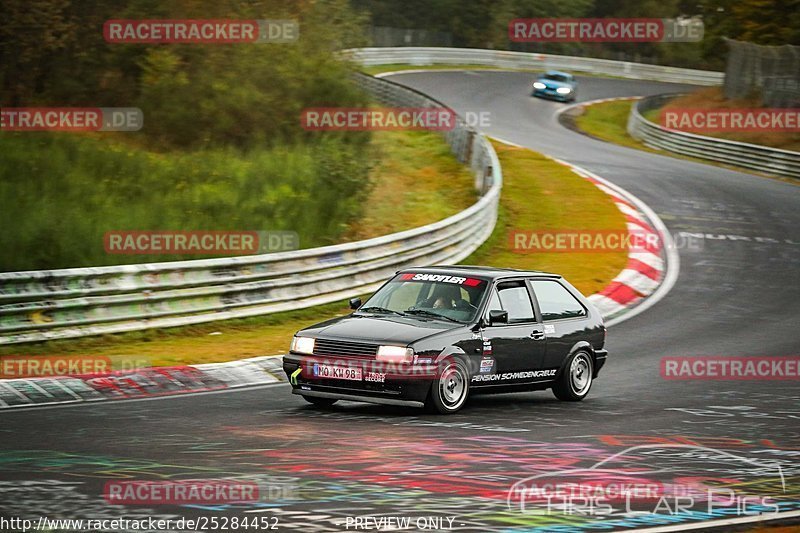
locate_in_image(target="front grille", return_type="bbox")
[313,338,379,358]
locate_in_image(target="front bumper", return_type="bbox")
[292,389,425,408]
[532,89,573,102]
[283,353,434,405]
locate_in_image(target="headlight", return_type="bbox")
[291,336,315,354]
[533,82,546,90]
[376,345,414,363]
[556,87,572,94]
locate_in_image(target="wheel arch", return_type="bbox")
[556,341,598,380]
[435,345,486,381]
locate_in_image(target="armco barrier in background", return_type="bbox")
[343,47,723,86]
[0,72,501,344]
[628,94,800,179]
[0,47,728,344]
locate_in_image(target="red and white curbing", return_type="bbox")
[492,136,678,325]
[555,159,666,320]
[0,138,677,410]
[0,355,286,410]
[553,97,680,325]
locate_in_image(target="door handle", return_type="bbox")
[530,330,545,340]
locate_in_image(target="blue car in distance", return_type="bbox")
[532,71,577,102]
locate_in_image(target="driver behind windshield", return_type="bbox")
[422,284,471,311]
[359,274,487,323]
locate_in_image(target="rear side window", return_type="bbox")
[531,280,586,320]
[487,280,536,323]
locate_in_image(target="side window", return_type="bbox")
[486,281,535,323]
[531,280,587,321]
[485,290,501,317]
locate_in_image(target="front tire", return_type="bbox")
[553,351,593,401]
[427,359,470,414]
[302,395,338,407]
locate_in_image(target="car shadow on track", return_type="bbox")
[288,390,591,418]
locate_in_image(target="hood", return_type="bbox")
[299,314,462,345]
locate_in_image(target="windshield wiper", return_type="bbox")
[357,306,405,316]
[404,309,461,323]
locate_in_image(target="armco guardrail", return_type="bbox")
[345,47,724,86]
[0,72,502,344]
[0,48,728,345]
[628,94,800,179]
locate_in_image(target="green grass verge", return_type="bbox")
[653,88,800,152]
[572,99,643,150]
[0,133,371,271]
[574,99,800,183]
[0,129,476,365]
[467,140,627,294]
[344,130,476,241]
[0,141,628,366]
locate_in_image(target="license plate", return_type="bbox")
[312,364,362,381]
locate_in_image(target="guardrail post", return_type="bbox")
[464,130,475,166]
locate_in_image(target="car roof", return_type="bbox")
[398,265,561,281]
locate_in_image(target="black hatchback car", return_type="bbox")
[283,266,607,414]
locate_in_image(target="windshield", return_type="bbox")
[543,73,570,83]
[358,272,488,323]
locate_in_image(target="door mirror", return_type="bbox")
[488,310,508,325]
[349,297,362,310]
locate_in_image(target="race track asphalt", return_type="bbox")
[1,71,798,533]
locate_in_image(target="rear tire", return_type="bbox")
[426,358,470,414]
[553,351,593,401]
[302,395,338,407]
